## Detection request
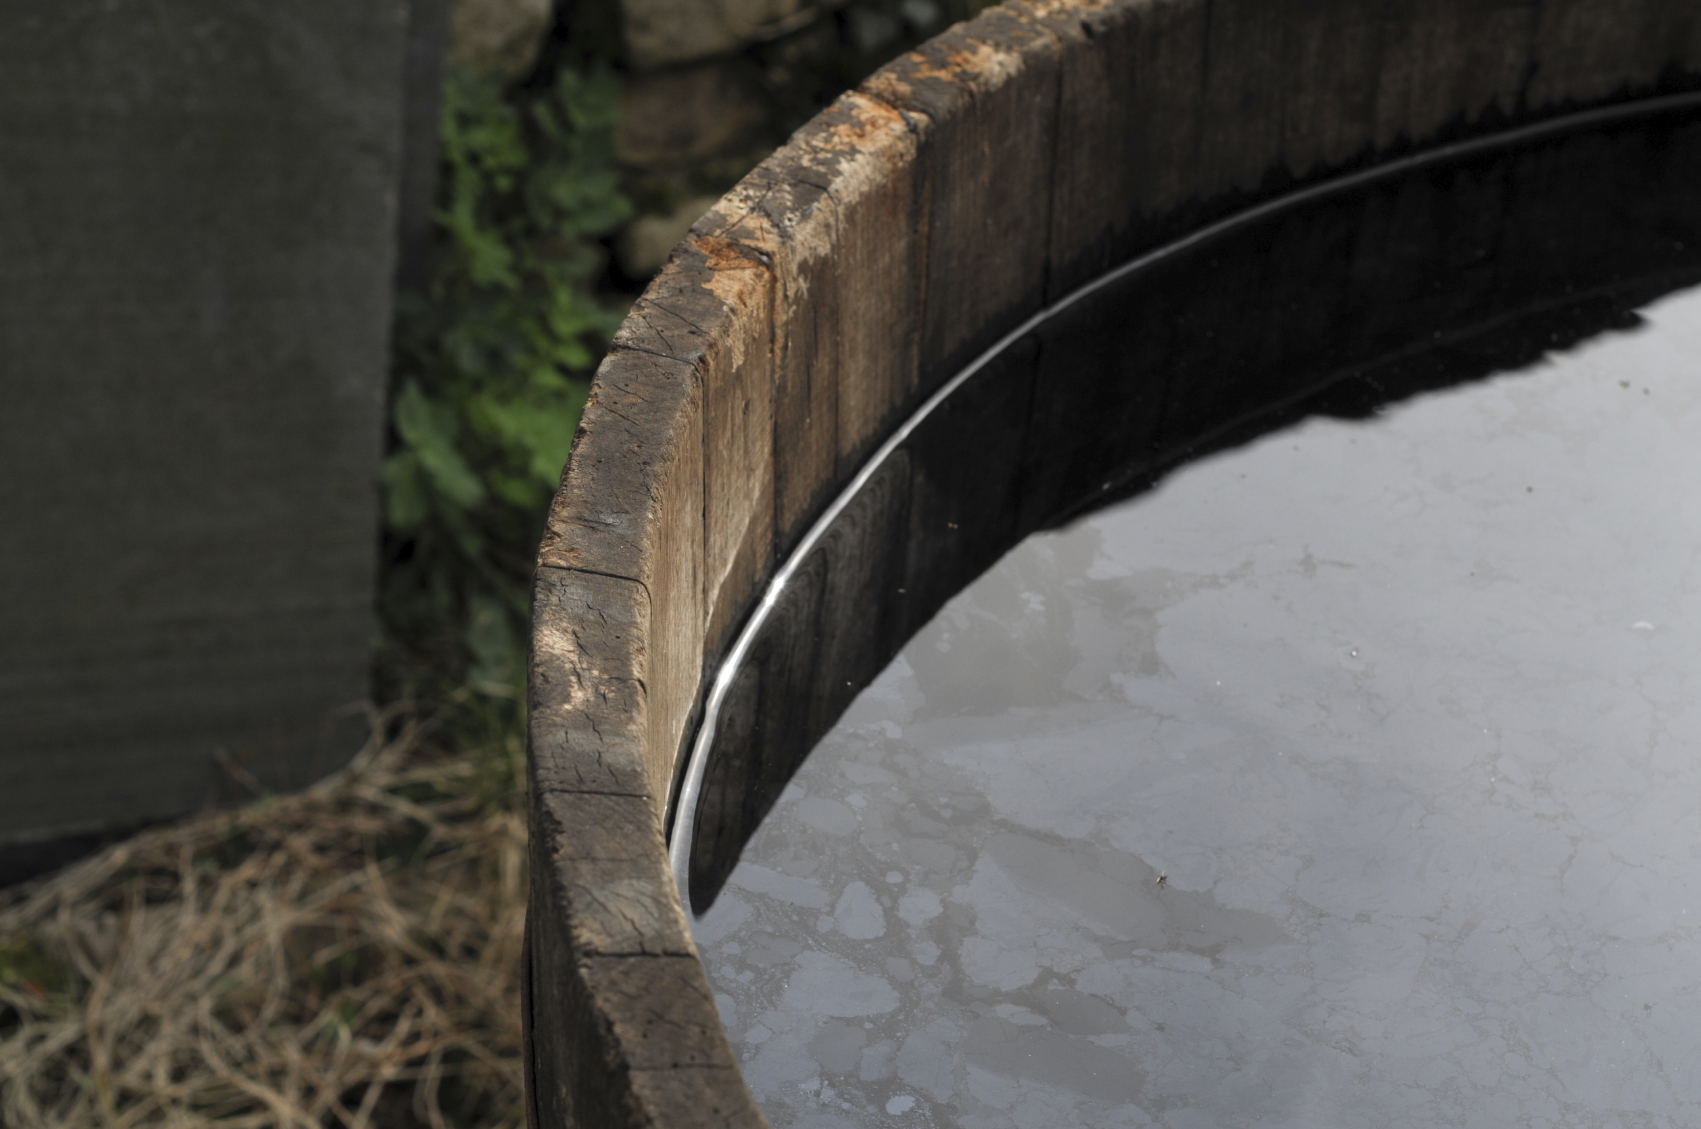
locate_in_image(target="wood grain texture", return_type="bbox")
[538,342,706,807]
[527,0,1701,1122]
[530,567,652,800]
[1035,0,1701,300]
[538,350,698,589]
[1529,0,1700,106]
[528,904,761,1127]
[862,7,1061,389]
[526,566,763,1126]
[533,789,695,956]
[697,92,927,548]
[690,241,778,662]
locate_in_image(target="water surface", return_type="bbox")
[693,284,1701,1128]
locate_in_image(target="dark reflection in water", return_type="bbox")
[695,284,1701,1127]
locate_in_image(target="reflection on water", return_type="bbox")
[692,283,1701,1127]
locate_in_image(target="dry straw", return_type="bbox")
[0,703,527,1129]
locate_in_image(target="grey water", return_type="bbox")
[691,283,1701,1128]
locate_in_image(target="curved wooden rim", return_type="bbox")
[526,0,1700,1123]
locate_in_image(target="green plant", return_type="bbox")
[382,64,631,702]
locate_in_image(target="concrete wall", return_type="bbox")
[0,3,410,863]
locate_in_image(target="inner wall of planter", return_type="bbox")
[682,102,1701,913]
[682,106,1701,1126]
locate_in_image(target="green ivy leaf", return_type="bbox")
[393,381,485,509]
[380,451,429,530]
[382,61,631,696]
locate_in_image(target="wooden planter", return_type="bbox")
[524,1,1701,1124]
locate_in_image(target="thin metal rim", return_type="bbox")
[667,88,1701,909]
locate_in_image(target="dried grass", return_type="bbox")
[0,703,528,1129]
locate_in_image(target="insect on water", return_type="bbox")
[1155,872,1167,887]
